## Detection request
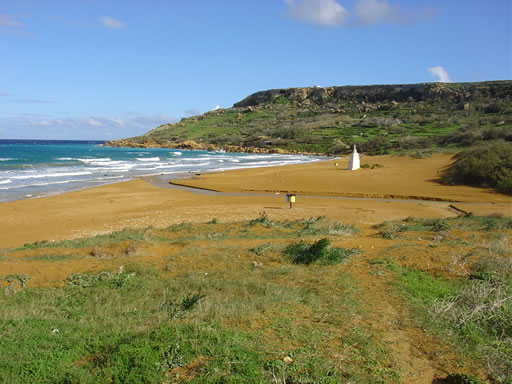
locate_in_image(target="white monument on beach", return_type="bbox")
[347,145,360,170]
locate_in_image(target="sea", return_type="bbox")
[0,139,324,203]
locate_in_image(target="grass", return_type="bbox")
[16,228,151,251]
[284,238,361,265]
[2,213,510,382]
[376,214,512,239]
[375,214,512,383]
[0,217,405,383]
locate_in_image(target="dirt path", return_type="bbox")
[341,227,483,383]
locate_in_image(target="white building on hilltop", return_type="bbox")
[347,145,360,170]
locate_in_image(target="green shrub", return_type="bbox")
[442,140,512,193]
[159,293,205,318]
[432,219,451,232]
[249,243,274,256]
[284,238,360,265]
[65,267,135,288]
[249,212,274,228]
[444,373,484,384]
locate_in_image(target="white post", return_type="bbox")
[347,145,360,170]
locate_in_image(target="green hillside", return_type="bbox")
[106,81,512,155]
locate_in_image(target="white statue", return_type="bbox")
[347,145,360,170]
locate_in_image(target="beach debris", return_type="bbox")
[51,328,60,334]
[252,261,263,267]
[283,356,293,364]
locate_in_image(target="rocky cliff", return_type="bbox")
[234,82,511,107]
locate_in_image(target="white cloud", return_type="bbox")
[0,14,21,27]
[354,0,401,24]
[87,118,103,127]
[285,0,349,27]
[99,16,124,29]
[284,0,436,27]
[428,66,452,82]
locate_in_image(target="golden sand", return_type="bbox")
[0,153,510,249]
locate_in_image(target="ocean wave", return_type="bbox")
[87,166,134,172]
[10,171,92,180]
[56,157,74,161]
[87,160,125,166]
[78,158,112,163]
[0,179,12,184]
[136,157,160,162]
[241,155,285,160]
[242,161,273,166]
[181,157,215,162]
[154,163,187,170]
[0,176,114,191]
[170,152,182,156]
[172,162,210,168]
[133,162,163,167]
[1,179,72,190]
[209,166,240,172]
[0,158,15,161]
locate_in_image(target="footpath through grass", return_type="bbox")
[372,214,512,384]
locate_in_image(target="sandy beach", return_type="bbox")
[0,153,510,249]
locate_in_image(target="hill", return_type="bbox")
[105,81,512,155]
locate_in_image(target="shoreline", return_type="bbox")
[1,154,329,204]
[0,153,509,249]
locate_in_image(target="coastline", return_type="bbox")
[0,153,510,249]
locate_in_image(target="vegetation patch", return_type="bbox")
[65,266,136,288]
[442,140,512,193]
[0,218,402,383]
[285,238,361,265]
[379,214,512,383]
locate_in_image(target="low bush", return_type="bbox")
[284,238,360,265]
[159,293,205,318]
[249,212,274,228]
[65,266,135,288]
[442,140,512,193]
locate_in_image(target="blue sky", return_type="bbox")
[1,0,511,140]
